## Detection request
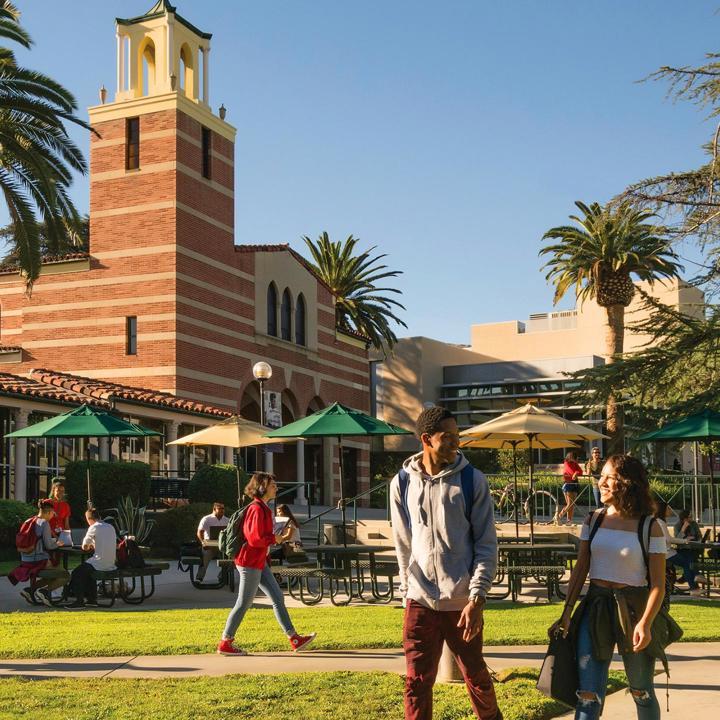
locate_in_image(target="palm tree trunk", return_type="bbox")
[605,304,625,454]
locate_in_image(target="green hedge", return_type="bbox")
[0,499,36,551]
[151,503,214,555]
[63,461,150,522]
[188,464,245,508]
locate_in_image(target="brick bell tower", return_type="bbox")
[86,2,236,400]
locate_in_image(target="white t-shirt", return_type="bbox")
[580,522,666,586]
[83,521,117,571]
[198,513,229,540]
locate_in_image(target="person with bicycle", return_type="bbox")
[556,450,582,525]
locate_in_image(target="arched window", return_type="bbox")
[140,39,156,97]
[179,44,194,98]
[281,288,292,341]
[267,283,278,336]
[295,293,306,346]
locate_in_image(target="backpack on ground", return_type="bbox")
[218,505,250,559]
[116,537,145,569]
[15,517,39,554]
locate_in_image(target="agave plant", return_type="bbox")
[106,495,155,546]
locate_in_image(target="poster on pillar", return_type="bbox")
[264,391,284,453]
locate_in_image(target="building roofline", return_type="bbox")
[116,1,212,40]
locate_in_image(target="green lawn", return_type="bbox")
[0,600,717,659]
[0,669,627,720]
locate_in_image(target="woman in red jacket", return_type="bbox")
[217,472,316,656]
[557,450,583,525]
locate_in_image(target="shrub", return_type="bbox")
[188,464,245,508]
[151,503,214,555]
[0,499,36,550]
[63,461,151,522]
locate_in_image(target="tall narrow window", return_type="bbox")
[126,316,137,355]
[295,293,306,346]
[281,289,292,341]
[201,126,212,179]
[267,284,278,336]
[126,117,139,170]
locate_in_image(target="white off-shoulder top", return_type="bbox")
[580,522,666,586]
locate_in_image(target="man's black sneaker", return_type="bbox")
[84,600,99,608]
[64,600,86,610]
[35,588,53,607]
[19,587,34,605]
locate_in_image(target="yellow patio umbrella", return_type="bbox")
[169,416,296,503]
[460,404,607,542]
[460,435,582,538]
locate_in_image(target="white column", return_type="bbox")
[116,31,124,95]
[99,437,110,462]
[224,446,234,465]
[166,421,179,476]
[265,451,274,474]
[13,409,29,502]
[295,439,307,505]
[167,17,174,88]
[202,47,210,105]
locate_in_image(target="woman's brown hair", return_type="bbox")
[605,454,656,517]
[244,471,275,499]
[276,503,299,528]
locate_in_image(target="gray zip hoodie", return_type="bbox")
[390,451,497,610]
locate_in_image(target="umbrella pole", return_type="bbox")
[86,440,92,510]
[710,451,717,542]
[528,434,535,545]
[338,435,347,548]
[512,441,519,539]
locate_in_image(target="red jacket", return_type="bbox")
[235,500,276,569]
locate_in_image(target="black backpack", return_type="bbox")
[117,537,145,569]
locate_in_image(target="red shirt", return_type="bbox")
[563,460,583,482]
[235,500,276,569]
[47,499,70,534]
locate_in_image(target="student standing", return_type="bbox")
[584,447,603,508]
[549,454,666,720]
[390,406,502,720]
[217,472,316,656]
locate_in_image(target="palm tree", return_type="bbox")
[303,232,407,353]
[0,213,88,265]
[540,200,682,451]
[0,1,89,289]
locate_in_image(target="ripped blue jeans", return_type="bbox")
[575,607,659,720]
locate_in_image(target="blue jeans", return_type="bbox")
[222,564,295,640]
[592,484,602,508]
[575,607,659,720]
[670,550,698,589]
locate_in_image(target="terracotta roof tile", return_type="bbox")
[0,369,232,418]
[0,252,89,276]
[28,369,233,418]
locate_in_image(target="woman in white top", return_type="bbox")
[549,454,666,720]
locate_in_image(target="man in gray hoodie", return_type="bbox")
[390,406,502,720]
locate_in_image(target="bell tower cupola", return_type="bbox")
[115,0,212,105]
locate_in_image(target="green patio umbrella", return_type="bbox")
[639,409,720,539]
[6,404,161,509]
[265,402,412,545]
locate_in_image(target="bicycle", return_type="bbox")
[490,483,558,525]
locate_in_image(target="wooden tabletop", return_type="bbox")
[498,542,576,553]
[303,544,393,555]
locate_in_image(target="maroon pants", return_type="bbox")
[403,600,502,720]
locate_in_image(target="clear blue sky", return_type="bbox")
[8,1,719,343]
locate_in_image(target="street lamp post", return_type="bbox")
[252,361,272,471]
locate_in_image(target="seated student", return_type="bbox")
[8,500,68,606]
[274,504,307,563]
[65,508,117,609]
[196,502,229,582]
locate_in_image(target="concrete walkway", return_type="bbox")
[1,642,718,720]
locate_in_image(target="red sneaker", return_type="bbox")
[217,638,247,656]
[289,632,316,652]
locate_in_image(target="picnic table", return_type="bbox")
[35,546,169,607]
[283,544,398,606]
[669,538,720,597]
[178,540,235,591]
[491,542,576,602]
